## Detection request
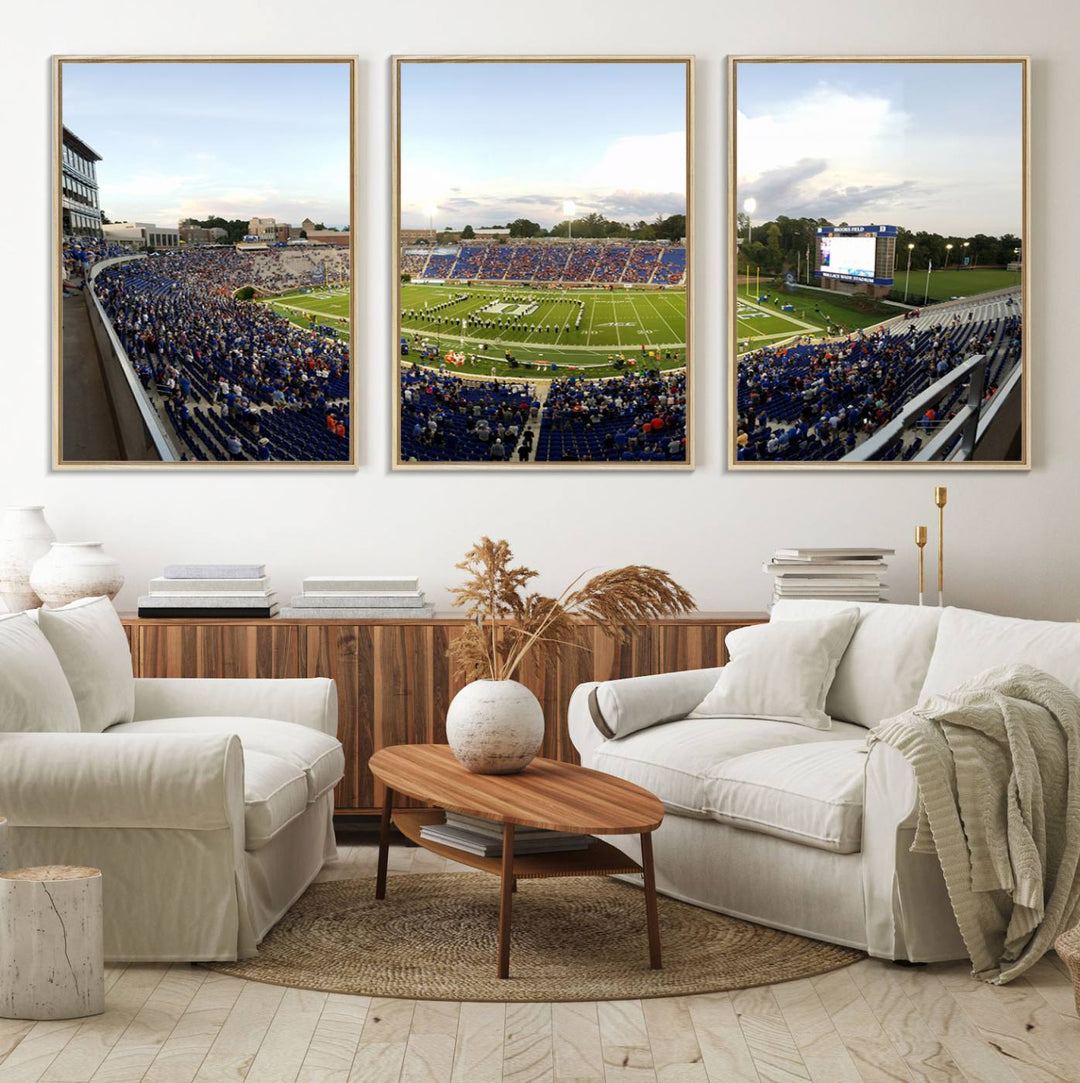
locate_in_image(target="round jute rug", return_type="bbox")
[206,874,863,1002]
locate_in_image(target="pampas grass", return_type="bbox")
[449,536,695,681]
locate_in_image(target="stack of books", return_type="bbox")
[764,548,893,604]
[138,564,277,618]
[280,575,434,619]
[420,811,593,858]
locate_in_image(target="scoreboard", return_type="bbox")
[815,225,896,287]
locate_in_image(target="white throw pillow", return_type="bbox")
[770,600,942,727]
[0,612,81,733]
[37,597,134,734]
[920,606,1080,702]
[689,610,859,730]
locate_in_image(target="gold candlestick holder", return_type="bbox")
[935,487,948,607]
[915,525,928,606]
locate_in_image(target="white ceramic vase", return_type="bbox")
[30,543,125,609]
[445,679,545,774]
[0,506,56,612]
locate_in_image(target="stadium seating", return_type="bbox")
[448,246,486,279]
[735,299,1022,463]
[399,367,537,463]
[92,247,351,464]
[535,371,687,463]
[401,250,430,276]
[506,246,542,281]
[591,246,631,284]
[653,246,687,285]
[419,252,457,279]
[622,245,662,284]
[400,241,687,286]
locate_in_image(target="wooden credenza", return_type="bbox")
[120,612,766,816]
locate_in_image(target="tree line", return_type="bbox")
[433,212,686,244]
[737,213,1021,277]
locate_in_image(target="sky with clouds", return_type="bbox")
[62,62,351,228]
[736,61,1023,236]
[399,62,688,230]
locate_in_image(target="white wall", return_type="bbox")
[3,0,1077,620]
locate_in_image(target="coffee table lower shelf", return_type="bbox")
[392,808,644,879]
[378,807,662,978]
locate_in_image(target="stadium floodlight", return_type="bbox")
[944,242,954,273]
[423,204,438,241]
[963,240,972,268]
[562,200,577,240]
[742,197,756,246]
[904,243,916,304]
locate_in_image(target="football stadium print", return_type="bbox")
[394,58,692,468]
[730,58,1028,468]
[56,58,355,467]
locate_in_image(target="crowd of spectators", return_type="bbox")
[92,247,351,463]
[399,363,687,464]
[399,367,539,463]
[411,241,687,285]
[244,248,350,293]
[735,311,1022,463]
[537,370,687,462]
[622,245,663,283]
[62,237,125,291]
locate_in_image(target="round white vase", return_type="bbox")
[0,506,56,612]
[30,543,125,609]
[445,679,545,774]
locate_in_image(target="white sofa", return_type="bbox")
[0,599,344,962]
[569,601,1080,962]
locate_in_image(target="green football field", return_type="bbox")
[890,267,1021,303]
[398,283,686,378]
[264,287,352,335]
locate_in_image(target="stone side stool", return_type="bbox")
[0,866,105,1020]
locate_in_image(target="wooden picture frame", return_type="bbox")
[392,56,694,470]
[53,55,358,469]
[728,56,1030,470]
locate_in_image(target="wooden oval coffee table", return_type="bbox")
[369,744,665,979]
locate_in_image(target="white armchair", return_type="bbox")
[0,601,343,963]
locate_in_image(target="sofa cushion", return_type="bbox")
[0,612,80,733]
[591,715,867,822]
[243,750,310,850]
[592,668,725,739]
[109,716,344,802]
[690,610,859,729]
[771,600,941,727]
[920,607,1080,702]
[36,597,135,733]
[708,741,867,853]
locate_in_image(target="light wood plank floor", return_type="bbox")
[4,838,1079,1083]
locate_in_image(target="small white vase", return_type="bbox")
[0,506,56,612]
[30,543,125,609]
[445,679,545,774]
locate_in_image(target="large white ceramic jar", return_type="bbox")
[30,543,125,609]
[0,506,56,612]
[445,679,545,774]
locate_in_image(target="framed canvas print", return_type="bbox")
[728,56,1029,469]
[393,56,693,469]
[54,56,357,468]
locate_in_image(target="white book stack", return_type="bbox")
[138,564,277,618]
[419,811,593,857]
[764,548,894,604]
[280,576,435,619]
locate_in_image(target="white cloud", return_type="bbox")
[738,84,908,184]
[581,132,686,197]
[106,173,193,198]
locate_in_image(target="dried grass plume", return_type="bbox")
[449,537,695,681]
